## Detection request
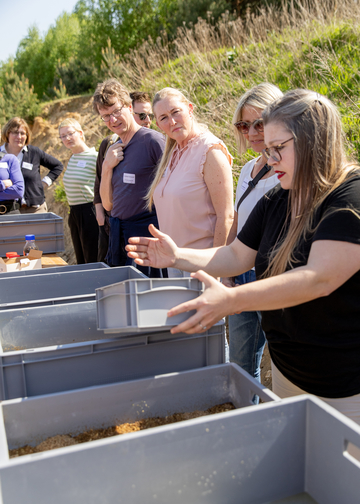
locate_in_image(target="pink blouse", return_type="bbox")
[153,131,232,248]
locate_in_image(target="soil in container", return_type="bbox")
[9,402,235,458]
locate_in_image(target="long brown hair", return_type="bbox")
[262,89,359,277]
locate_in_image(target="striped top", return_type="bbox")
[63,148,98,206]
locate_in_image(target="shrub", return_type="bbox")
[0,63,41,125]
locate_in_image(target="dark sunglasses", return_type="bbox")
[234,119,264,134]
[262,137,294,162]
[134,112,155,121]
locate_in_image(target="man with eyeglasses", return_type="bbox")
[129,91,154,128]
[93,79,165,276]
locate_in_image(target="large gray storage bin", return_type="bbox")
[0,323,225,400]
[0,265,145,309]
[1,363,278,451]
[0,261,109,279]
[0,212,64,255]
[96,277,203,333]
[0,394,359,503]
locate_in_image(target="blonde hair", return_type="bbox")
[147,87,202,209]
[58,118,85,141]
[232,83,283,155]
[262,88,360,278]
[2,117,31,145]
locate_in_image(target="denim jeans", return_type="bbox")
[228,270,266,382]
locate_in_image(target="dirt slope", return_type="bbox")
[30,96,107,264]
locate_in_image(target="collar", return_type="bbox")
[0,144,28,153]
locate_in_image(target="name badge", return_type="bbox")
[0,162,8,168]
[22,162,33,170]
[241,177,250,192]
[77,161,87,168]
[123,173,135,184]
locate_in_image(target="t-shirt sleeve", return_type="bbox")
[313,175,360,245]
[149,132,165,165]
[237,193,267,251]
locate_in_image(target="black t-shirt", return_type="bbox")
[238,174,360,398]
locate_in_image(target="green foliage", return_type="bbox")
[14,13,81,99]
[54,56,99,96]
[0,62,41,125]
[53,79,68,100]
[54,181,69,207]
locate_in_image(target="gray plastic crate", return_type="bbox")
[0,261,109,279]
[0,394,359,504]
[0,265,146,309]
[96,277,203,333]
[0,322,225,400]
[0,212,65,256]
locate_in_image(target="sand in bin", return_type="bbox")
[10,402,235,458]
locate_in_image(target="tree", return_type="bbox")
[14,13,81,98]
[0,62,40,125]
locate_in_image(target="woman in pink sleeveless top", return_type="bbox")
[148,87,234,277]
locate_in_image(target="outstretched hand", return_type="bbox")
[126,224,178,269]
[168,270,239,334]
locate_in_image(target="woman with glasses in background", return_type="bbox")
[223,83,283,383]
[1,117,63,213]
[127,89,360,424]
[59,119,99,264]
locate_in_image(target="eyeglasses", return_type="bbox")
[59,131,77,141]
[262,137,294,162]
[134,112,154,121]
[234,119,264,134]
[100,105,125,122]
[10,130,27,137]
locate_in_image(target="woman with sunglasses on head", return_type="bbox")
[59,119,99,264]
[127,89,360,424]
[148,87,234,278]
[1,117,63,213]
[224,83,283,383]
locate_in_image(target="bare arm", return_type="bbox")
[126,224,256,278]
[203,147,234,247]
[95,203,106,226]
[226,211,238,245]
[168,239,360,333]
[99,143,125,212]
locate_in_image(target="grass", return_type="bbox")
[99,0,360,180]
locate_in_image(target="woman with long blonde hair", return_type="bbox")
[127,89,360,424]
[148,87,234,277]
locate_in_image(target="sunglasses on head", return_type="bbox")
[134,112,155,121]
[234,119,264,134]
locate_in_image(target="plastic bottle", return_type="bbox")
[23,235,39,256]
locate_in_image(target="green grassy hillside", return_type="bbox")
[102,0,360,179]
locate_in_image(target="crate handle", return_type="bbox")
[137,286,203,295]
[344,439,360,466]
[97,287,202,302]
[97,292,127,302]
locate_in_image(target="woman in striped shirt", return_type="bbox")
[59,119,99,264]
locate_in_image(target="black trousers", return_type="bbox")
[68,203,99,264]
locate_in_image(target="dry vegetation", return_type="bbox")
[30,0,360,265]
